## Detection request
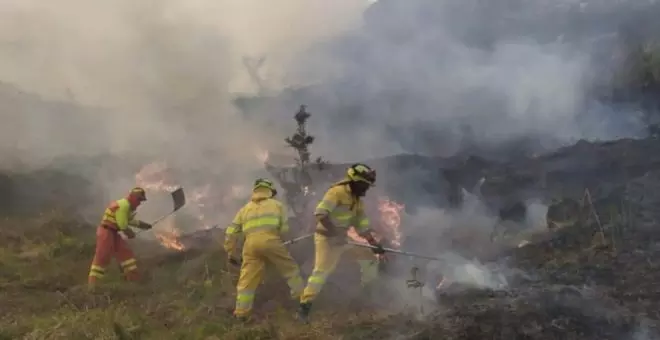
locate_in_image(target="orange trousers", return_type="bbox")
[88,226,139,285]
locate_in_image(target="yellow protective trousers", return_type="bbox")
[234,231,304,317]
[300,233,379,304]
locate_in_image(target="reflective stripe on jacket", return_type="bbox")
[224,188,289,254]
[315,180,370,235]
[101,198,138,231]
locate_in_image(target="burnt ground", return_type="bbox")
[404,221,660,340]
[147,215,660,340]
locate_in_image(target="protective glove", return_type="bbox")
[122,228,136,239]
[137,221,153,230]
[369,242,386,255]
[228,257,242,267]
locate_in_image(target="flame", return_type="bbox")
[377,196,404,248]
[135,161,179,192]
[135,162,217,251]
[134,161,255,251]
[154,226,185,251]
[348,196,405,249]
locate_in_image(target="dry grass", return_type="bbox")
[3,209,659,340]
[0,212,410,340]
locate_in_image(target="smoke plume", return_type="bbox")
[0,0,371,208]
[0,0,657,222]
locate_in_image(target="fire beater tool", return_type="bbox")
[138,187,186,233]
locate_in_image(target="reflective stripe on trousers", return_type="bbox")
[88,226,140,285]
[233,235,304,317]
[301,233,380,303]
[286,273,304,298]
[89,264,105,279]
[120,258,138,272]
[300,233,345,304]
[304,270,328,296]
[234,289,256,316]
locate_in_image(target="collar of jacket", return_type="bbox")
[332,179,360,199]
[251,188,273,201]
[332,179,352,188]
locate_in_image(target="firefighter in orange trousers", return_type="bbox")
[88,187,153,287]
[224,178,305,321]
[297,164,386,322]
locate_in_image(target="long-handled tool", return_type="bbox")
[348,241,447,262]
[137,187,186,233]
[282,233,314,246]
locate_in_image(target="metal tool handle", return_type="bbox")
[283,233,314,245]
[348,241,446,262]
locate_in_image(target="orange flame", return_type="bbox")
[378,196,404,248]
[154,226,185,251]
[134,162,253,251]
[348,196,405,249]
[135,161,179,192]
[134,162,200,251]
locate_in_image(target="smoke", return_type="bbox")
[233,0,657,162]
[0,0,373,211]
[0,0,657,199]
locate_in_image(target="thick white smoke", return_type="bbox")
[0,0,371,169]
[0,0,374,210]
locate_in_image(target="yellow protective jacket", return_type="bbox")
[315,180,370,236]
[100,198,140,231]
[224,188,289,255]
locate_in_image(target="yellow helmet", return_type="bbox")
[346,163,376,185]
[253,178,277,196]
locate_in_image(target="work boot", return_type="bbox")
[297,302,312,323]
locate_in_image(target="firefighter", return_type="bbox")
[224,178,304,321]
[297,163,386,322]
[88,187,152,287]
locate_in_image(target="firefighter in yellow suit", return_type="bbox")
[224,178,305,321]
[297,163,386,322]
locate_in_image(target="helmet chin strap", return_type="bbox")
[349,181,369,197]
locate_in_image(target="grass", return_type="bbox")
[0,211,414,340]
[3,207,658,339]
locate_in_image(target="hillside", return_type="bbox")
[1,178,659,339]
